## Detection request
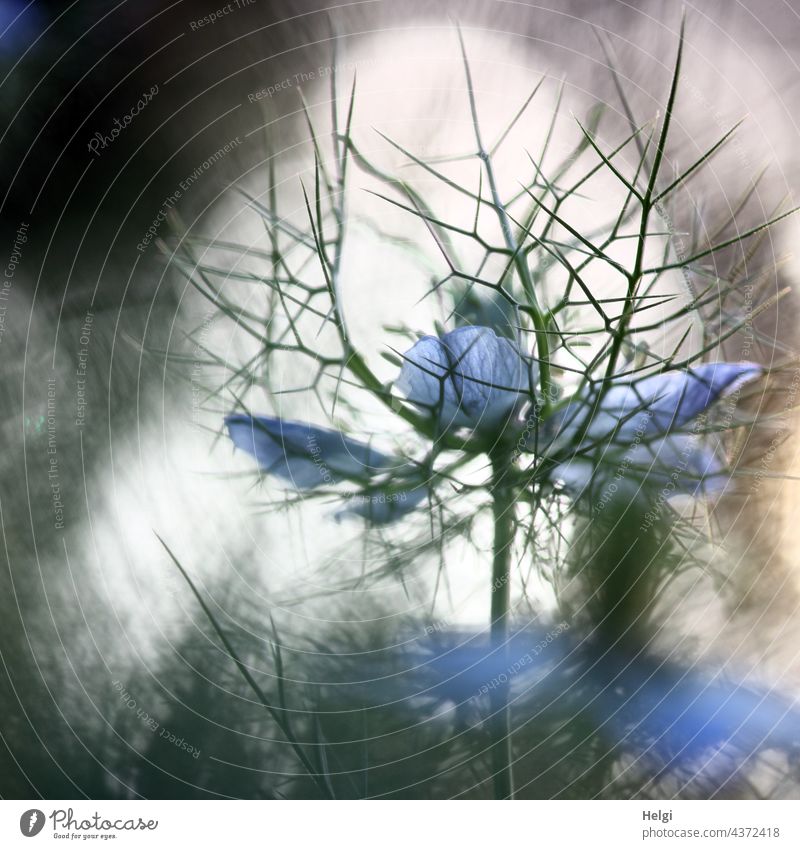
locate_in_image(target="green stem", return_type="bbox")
[482,153,552,415]
[457,27,552,415]
[603,16,684,389]
[488,453,516,800]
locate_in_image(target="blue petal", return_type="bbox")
[595,362,762,441]
[553,434,727,502]
[549,362,761,448]
[622,433,727,495]
[395,326,533,432]
[225,414,393,489]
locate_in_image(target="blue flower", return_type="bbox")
[225,414,424,524]
[395,326,534,434]
[225,414,394,487]
[548,362,762,499]
[224,326,532,523]
[226,334,761,522]
[411,630,800,780]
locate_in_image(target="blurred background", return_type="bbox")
[2,0,800,799]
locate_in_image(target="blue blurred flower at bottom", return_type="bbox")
[411,629,800,787]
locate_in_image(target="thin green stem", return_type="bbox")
[488,452,516,800]
[603,14,685,388]
[157,535,335,798]
[457,26,552,414]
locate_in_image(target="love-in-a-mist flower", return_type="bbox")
[225,325,761,522]
[225,326,535,524]
[395,326,536,434]
[546,362,762,500]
